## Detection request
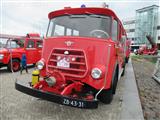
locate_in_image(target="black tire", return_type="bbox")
[135,51,138,55]
[97,64,120,104]
[121,63,125,76]
[98,89,113,104]
[125,57,129,63]
[112,67,119,94]
[121,67,125,76]
[97,66,119,103]
[7,59,20,72]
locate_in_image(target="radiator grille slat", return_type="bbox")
[48,49,87,78]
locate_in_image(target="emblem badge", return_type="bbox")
[65,41,74,46]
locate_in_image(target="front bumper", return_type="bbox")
[15,80,98,109]
[0,61,6,67]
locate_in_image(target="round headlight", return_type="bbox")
[0,54,4,60]
[37,60,44,70]
[91,68,102,79]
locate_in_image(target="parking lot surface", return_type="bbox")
[1,59,145,120]
[0,66,125,120]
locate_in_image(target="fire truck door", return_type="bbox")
[117,36,125,68]
[26,39,37,64]
[112,19,124,68]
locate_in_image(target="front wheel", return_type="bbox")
[125,57,129,63]
[121,62,126,76]
[98,89,113,104]
[98,65,119,103]
[7,59,20,72]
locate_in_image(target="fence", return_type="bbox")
[152,58,160,84]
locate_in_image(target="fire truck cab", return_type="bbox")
[0,33,42,71]
[16,7,126,108]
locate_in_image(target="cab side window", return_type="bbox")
[112,20,118,41]
[27,40,35,48]
[36,41,43,48]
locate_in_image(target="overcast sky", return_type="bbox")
[0,0,160,36]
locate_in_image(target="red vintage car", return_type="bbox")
[0,33,43,71]
[16,7,126,108]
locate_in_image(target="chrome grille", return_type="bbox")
[48,49,87,78]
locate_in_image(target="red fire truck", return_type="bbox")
[137,35,158,55]
[16,7,126,108]
[0,33,43,71]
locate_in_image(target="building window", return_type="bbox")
[129,29,135,32]
[158,36,160,40]
[157,26,160,30]
[125,29,135,33]
[126,29,129,33]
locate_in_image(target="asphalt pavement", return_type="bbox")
[0,59,144,120]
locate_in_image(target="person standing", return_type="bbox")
[20,54,28,74]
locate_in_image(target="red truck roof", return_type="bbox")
[48,7,118,19]
[0,33,40,39]
[0,34,25,39]
[49,8,119,22]
[26,33,40,38]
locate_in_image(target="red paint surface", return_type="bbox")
[35,7,127,98]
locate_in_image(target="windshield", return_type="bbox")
[47,14,111,39]
[6,39,25,48]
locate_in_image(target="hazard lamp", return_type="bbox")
[0,54,4,59]
[81,4,86,8]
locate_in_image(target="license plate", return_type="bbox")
[62,98,85,108]
[57,58,70,68]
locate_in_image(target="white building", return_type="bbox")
[123,5,160,50]
[123,18,136,42]
[156,12,160,49]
